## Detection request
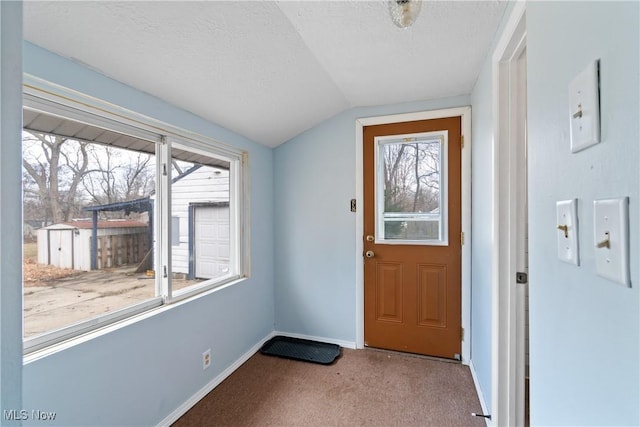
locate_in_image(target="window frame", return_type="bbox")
[373,131,449,246]
[22,75,250,354]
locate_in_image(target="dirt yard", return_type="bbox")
[23,259,82,287]
[22,242,81,286]
[23,254,201,339]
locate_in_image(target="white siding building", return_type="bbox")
[170,166,230,279]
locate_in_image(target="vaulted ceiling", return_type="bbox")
[23,1,508,147]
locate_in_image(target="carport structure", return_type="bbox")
[82,197,153,271]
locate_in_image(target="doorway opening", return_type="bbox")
[362,117,462,359]
[355,107,472,363]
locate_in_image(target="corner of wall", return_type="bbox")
[0,1,24,418]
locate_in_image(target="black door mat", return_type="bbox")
[260,336,341,365]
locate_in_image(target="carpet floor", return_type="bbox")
[173,348,487,427]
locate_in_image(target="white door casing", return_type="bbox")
[355,106,472,364]
[491,2,527,426]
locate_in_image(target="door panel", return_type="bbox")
[364,117,461,359]
[376,262,403,323]
[417,264,446,327]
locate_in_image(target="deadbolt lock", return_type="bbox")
[366,235,375,242]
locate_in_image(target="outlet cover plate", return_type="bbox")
[203,349,211,370]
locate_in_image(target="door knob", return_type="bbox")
[365,250,375,258]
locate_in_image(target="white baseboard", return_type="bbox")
[273,331,357,349]
[157,331,277,427]
[469,359,492,427]
[157,331,355,426]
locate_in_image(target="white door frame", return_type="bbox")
[491,2,527,426]
[355,106,472,364]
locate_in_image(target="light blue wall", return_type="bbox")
[273,96,469,342]
[20,42,275,426]
[471,2,639,424]
[526,2,639,425]
[468,1,515,413]
[0,2,24,423]
[13,2,638,425]
[469,47,495,411]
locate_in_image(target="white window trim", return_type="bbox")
[25,298,164,354]
[374,131,449,246]
[22,75,251,355]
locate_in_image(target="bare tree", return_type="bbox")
[82,146,119,205]
[122,153,154,200]
[411,142,440,212]
[383,141,440,214]
[82,147,154,208]
[23,131,155,225]
[22,131,92,223]
[383,144,409,212]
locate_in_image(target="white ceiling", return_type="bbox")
[23,1,507,148]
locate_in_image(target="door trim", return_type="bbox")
[491,2,527,426]
[355,106,472,364]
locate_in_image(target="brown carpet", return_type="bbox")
[174,348,486,427]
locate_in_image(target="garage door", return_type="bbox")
[194,206,230,279]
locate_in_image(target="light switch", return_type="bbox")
[556,199,579,265]
[593,197,630,286]
[569,60,600,153]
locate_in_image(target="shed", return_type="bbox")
[37,219,149,271]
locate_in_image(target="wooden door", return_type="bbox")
[363,117,462,359]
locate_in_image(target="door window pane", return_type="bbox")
[376,132,448,244]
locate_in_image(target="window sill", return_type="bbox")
[23,275,248,364]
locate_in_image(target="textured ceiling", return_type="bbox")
[23,1,507,148]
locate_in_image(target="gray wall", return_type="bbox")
[20,42,275,426]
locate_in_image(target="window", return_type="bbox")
[171,217,181,246]
[22,78,249,352]
[169,142,235,294]
[375,131,448,245]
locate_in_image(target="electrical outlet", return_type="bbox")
[202,349,211,370]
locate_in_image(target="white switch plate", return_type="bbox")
[556,199,579,265]
[593,197,630,286]
[569,60,600,153]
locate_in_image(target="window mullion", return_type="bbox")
[156,136,172,300]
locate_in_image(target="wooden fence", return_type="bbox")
[95,233,149,269]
